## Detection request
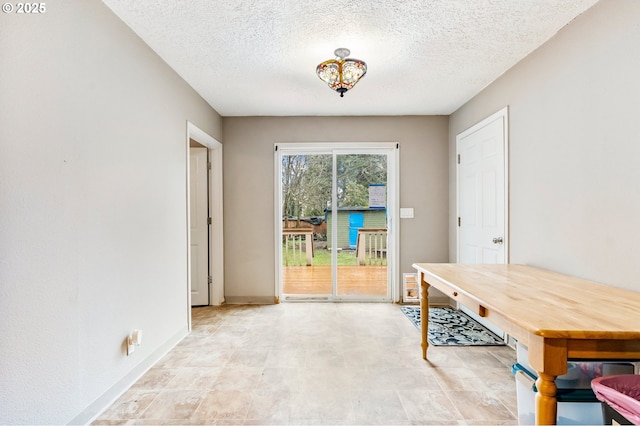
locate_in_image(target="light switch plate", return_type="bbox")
[400,208,414,218]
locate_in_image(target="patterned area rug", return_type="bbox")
[400,306,505,346]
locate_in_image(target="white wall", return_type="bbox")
[0,2,221,423]
[222,116,449,302]
[449,0,640,290]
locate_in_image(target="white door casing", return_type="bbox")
[186,121,224,332]
[457,107,508,264]
[190,147,209,306]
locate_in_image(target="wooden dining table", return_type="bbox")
[412,263,640,425]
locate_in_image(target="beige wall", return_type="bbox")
[449,0,640,290]
[0,1,221,423]
[222,116,449,302]
[4,0,637,422]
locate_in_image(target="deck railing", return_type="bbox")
[282,229,314,266]
[356,228,387,266]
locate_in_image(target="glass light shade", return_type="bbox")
[316,55,367,97]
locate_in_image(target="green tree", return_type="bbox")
[282,155,305,226]
[337,154,387,207]
[300,155,332,216]
[282,153,387,221]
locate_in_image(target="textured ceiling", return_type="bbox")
[101,0,599,116]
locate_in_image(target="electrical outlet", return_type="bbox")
[127,338,135,355]
[126,329,142,356]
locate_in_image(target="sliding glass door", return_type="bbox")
[281,153,333,295]
[335,153,388,297]
[276,143,397,302]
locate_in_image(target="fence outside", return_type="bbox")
[356,228,387,266]
[282,229,314,266]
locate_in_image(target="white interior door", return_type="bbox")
[190,146,209,306]
[457,108,508,264]
[456,108,508,337]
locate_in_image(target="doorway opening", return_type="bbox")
[186,122,224,328]
[189,141,209,307]
[275,143,399,302]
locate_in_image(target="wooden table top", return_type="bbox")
[412,263,640,340]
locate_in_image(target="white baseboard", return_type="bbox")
[69,326,188,425]
[224,296,275,304]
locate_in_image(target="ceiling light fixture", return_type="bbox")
[316,48,367,97]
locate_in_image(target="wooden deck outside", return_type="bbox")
[282,265,388,296]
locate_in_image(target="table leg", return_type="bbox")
[420,272,429,360]
[535,372,558,425]
[528,335,566,425]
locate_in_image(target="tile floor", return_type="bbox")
[94,303,519,425]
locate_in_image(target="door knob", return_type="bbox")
[492,237,504,244]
